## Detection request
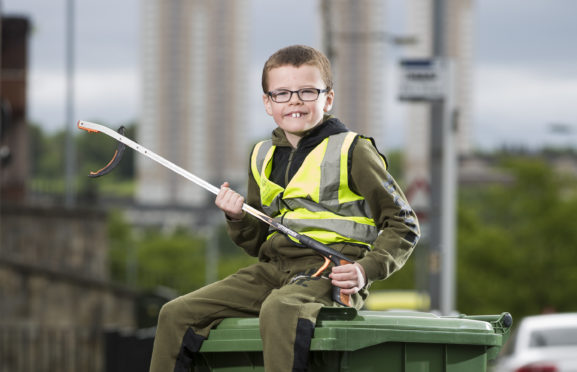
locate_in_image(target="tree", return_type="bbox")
[457,156,577,319]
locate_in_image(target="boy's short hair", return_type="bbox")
[261,45,333,93]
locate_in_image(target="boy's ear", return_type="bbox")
[263,94,273,116]
[323,90,335,112]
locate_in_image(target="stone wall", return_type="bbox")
[0,204,137,372]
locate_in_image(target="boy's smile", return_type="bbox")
[263,64,334,147]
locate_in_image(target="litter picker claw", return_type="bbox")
[87,126,127,178]
[77,120,354,306]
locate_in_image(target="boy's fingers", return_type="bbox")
[215,182,245,220]
[340,287,360,295]
[330,263,365,293]
[219,192,242,209]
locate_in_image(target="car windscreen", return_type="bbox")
[529,327,577,348]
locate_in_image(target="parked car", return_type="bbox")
[492,313,577,372]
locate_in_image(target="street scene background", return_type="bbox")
[1,1,576,371]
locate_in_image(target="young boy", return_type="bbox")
[149,45,420,372]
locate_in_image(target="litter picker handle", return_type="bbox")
[77,120,354,306]
[298,234,353,306]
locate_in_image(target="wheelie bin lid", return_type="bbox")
[200,307,513,356]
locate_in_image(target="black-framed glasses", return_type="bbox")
[267,88,330,103]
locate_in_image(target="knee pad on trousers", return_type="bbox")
[292,318,314,372]
[174,327,206,372]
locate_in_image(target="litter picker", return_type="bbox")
[77,120,354,306]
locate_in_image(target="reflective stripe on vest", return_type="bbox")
[250,132,378,247]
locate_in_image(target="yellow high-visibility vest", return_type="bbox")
[250,131,382,248]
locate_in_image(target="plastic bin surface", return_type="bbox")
[193,308,512,372]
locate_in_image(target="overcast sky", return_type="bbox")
[3,0,577,151]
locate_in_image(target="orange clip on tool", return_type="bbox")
[77,120,100,133]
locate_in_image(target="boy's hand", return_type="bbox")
[329,262,366,295]
[215,182,245,220]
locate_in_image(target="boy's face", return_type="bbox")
[263,64,334,146]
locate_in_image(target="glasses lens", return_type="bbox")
[270,90,291,102]
[298,88,320,101]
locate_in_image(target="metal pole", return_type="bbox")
[428,0,457,315]
[320,0,335,63]
[442,101,457,315]
[428,101,443,312]
[65,0,76,207]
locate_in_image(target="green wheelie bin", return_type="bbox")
[191,307,513,372]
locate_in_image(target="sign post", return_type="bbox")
[398,54,457,315]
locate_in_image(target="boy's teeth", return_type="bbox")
[291,113,301,118]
